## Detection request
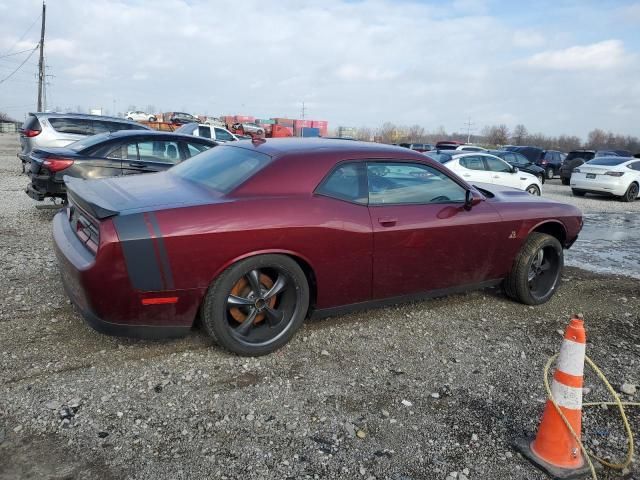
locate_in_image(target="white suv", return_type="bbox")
[126,111,157,122]
[174,123,238,142]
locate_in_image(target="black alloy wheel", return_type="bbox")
[201,254,309,356]
[503,233,563,305]
[622,182,639,203]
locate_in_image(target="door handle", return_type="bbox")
[128,162,147,168]
[378,217,397,227]
[493,175,500,178]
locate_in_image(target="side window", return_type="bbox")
[125,142,138,160]
[459,155,486,171]
[106,144,123,159]
[48,118,94,135]
[316,162,366,204]
[214,128,234,141]
[485,156,512,172]
[515,153,529,164]
[367,162,466,205]
[185,142,212,158]
[628,162,640,171]
[502,152,515,163]
[136,140,181,164]
[198,126,212,138]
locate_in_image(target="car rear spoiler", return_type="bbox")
[64,176,119,220]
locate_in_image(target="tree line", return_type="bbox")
[354,122,640,153]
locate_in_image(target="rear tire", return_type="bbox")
[526,184,541,196]
[546,167,554,179]
[201,254,309,356]
[561,178,570,185]
[572,189,586,197]
[503,233,563,305]
[149,116,157,122]
[621,182,639,202]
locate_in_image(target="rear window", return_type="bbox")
[171,145,272,193]
[49,118,94,135]
[567,151,595,161]
[426,152,454,163]
[587,157,627,166]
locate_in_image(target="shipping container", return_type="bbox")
[312,120,328,137]
[234,115,256,123]
[273,117,295,127]
[255,119,276,125]
[271,125,294,138]
[299,127,320,137]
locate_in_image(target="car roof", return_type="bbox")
[30,112,139,123]
[227,137,426,158]
[99,130,216,141]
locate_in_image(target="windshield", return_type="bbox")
[567,151,595,161]
[68,133,112,152]
[587,157,627,166]
[171,145,272,193]
[426,152,453,163]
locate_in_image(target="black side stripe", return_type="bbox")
[148,212,174,290]
[113,213,164,291]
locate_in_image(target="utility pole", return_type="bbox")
[301,101,305,120]
[463,117,474,143]
[37,1,46,111]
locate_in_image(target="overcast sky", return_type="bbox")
[0,0,638,138]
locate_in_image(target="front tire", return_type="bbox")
[526,184,541,196]
[621,182,639,203]
[201,254,309,356]
[503,233,563,305]
[546,167,555,179]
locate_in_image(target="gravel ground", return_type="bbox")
[0,133,638,480]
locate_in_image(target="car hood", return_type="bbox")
[64,171,222,219]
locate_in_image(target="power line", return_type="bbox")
[1,13,42,57]
[0,45,39,85]
[0,48,38,59]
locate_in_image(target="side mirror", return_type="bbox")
[512,166,519,173]
[464,189,474,210]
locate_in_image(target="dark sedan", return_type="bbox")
[26,131,216,201]
[488,150,546,184]
[53,138,582,356]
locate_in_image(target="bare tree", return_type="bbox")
[512,124,528,145]
[355,126,373,141]
[377,122,399,144]
[482,124,510,146]
[0,111,14,122]
[586,129,607,149]
[406,124,426,142]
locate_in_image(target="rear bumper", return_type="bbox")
[571,175,627,196]
[53,211,191,339]
[26,173,66,200]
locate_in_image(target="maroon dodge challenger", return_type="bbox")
[53,138,583,356]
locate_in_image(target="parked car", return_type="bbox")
[174,122,238,142]
[231,122,265,135]
[53,138,581,355]
[571,156,640,202]
[399,143,433,152]
[164,112,199,125]
[434,141,486,151]
[126,111,157,122]
[488,150,546,184]
[25,131,216,202]
[560,150,633,185]
[508,147,563,179]
[18,113,149,172]
[427,150,542,195]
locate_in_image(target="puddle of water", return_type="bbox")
[565,213,640,279]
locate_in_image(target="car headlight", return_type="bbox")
[605,171,624,177]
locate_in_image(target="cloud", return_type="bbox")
[335,64,398,81]
[523,40,629,70]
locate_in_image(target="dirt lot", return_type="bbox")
[0,134,638,480]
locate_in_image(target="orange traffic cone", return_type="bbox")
[515,315,592,479]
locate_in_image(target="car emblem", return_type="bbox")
[509,231,517,239]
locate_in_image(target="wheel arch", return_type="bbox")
[528,220,567,246]
[204,249,319,315]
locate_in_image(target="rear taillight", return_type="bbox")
[605,171,624,177]
[540,160,548,165]
[22,129,41,137]
[43,157,74,172]
[70,206,100,253]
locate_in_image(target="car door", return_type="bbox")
[367,160,505,299]
[121,138,183,175]
[214,127,236,142]
[75,140,125,178]
[454,155,493,184]
[484,155,520,188]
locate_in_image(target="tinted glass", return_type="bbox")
[567,151,595,161]
[171,145,272,194]
[629,162,640,171]
[316,163,366,203]
[186,142,212,158]
[459,156,486,171]
[514,153,530,165]
[137,140,181,164]
[126,143,138,160]
[588,157,627,166]
[367,162,465,205]
[214,128,235,141]
[49,118,94,135]
[198,125,212,138]
[485,156,512,172]
[426,152,454,163]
